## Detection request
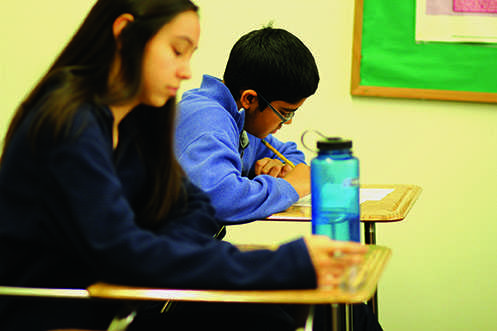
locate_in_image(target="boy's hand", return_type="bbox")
[281,163,311,198]
[254,157,289,177]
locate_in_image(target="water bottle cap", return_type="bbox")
[316,137,352,150]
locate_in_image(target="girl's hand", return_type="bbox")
[303,235,368,289]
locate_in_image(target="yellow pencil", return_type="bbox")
[261,139,295,168]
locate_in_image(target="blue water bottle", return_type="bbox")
[311,137,360,242]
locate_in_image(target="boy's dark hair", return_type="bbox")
[223,26,319,107]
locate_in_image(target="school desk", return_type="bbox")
[85,244,391,331]
[0,245,390,331]
[266,184,422,318]
[0,245,389,331]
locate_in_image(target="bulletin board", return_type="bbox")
[350,0,497,103]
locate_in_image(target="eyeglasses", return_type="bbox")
[257,93,295,124]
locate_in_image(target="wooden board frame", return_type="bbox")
[350,0,497,104]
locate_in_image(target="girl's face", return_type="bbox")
[139,10,200,107]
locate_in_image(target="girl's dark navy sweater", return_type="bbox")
[0,102,315,330]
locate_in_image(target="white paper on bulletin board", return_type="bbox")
[416,0,497,43]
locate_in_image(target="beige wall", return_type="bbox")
[2,1,496,330]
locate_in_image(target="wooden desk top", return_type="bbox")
[87,245,391,305]
[0,286,89,299]
[268,184,422,223]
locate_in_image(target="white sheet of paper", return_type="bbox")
[293,194,311,206]
[416,0,497,43]
[359,188,394,203]
[293,188,394,207]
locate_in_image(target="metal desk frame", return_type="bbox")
[267,184,422,318]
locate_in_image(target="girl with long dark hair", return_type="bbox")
[0,0,371,330]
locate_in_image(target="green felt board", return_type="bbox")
[356,0,497,99]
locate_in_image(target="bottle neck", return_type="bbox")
[318,148,352,155]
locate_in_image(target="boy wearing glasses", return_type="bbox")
[175,26,319,222]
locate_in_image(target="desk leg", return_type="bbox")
[364,222,378,318]
[364,222,376,245]
[330,304,353,331]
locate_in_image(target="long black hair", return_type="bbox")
[1,0,198,227]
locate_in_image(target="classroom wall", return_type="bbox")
[1,1,496,330]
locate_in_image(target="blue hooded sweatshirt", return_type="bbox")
[175,75,305,223]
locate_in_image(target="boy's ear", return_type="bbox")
[112,13,134,41]
[239,90,259,111]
